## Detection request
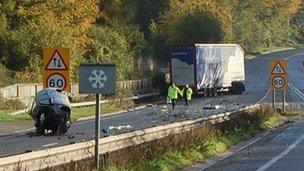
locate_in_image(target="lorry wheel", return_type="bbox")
[230,82,245,94]
[207,89,212,97]
[210,88,214,97]
[213,88,218,97]
[203,89,209,97]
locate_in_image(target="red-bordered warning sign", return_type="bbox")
[270,59,287,76]
[271,61,287,75]
[45,50,68,70]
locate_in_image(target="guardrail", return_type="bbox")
[0,104,260,171]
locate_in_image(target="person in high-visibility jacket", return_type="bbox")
[167,83,182,109]
[182,84,193,107]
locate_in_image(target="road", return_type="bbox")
[188,117,304,171]
[1,48,304,158]
[184,49,304,171]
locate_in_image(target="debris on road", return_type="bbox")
[25,149,33,153]
[102,125,133,134]
[203,105,223,110]
[68,135,75,139]
[161,109,168,113]
[162,105,168,109]
[147,111,156,116]
[76,132,85,135]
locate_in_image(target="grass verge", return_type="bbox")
[0,98,30,121]
[0,111,31,121]
[71,101,135,120]
[104,106,287,171]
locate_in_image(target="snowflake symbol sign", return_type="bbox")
[88,70,108,88]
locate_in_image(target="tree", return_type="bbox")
[135,0,169,38]
[150,0,234,61]
[87,26,135,80]
[0,0,100,81]
[101,0,137,24]
[292,2,304,42]
[232,0,301,50]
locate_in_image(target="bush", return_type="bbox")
[0,64,17,87]
[0,98,25,110]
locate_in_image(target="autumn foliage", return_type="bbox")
[0,0,303,84]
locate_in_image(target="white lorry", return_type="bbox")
[170,44,245,97]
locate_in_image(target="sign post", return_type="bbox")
[79,64,116,169]
[95,93,100,168]
[272,90,275,109]
[282,90,286,111]
[270,59,288,111]
[43,48,70,92]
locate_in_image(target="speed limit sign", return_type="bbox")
[46,73,66,90]
[271,76,286,90]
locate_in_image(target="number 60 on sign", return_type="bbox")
[47,73,66,90]
[271,76,286,90]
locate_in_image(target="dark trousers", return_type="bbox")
[171,99,176,109]
[184,98,188,107]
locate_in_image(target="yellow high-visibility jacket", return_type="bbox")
[182,87,193,100]
[167,85,182,99]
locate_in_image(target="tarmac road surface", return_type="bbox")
[187,117,304,171]
[1,48,304,158]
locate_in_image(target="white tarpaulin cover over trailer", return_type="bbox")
[195,44,245,89]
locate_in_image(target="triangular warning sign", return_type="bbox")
[271,61,286,74]
[46,50,67,70]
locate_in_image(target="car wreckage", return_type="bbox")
[29,88,72,135]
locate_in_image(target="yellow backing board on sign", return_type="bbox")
[270,74,288,90]
[270,59,288,76]
[43,48,70,92]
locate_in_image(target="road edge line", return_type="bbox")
[256,132,304,171]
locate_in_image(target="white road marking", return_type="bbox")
[0,128,35,137]
[0,135,19,140]
[288,83,304,100]
[237,137,262,152]
[257,89,270,104]
[263,132,270,137]
[0,133,9,136]
[200,136,262,170]
[256,132,304,171]
[43,143,58,147]
[14,128,35,133]
[284,52,304,60]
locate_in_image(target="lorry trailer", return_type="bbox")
[170,44,245,97]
